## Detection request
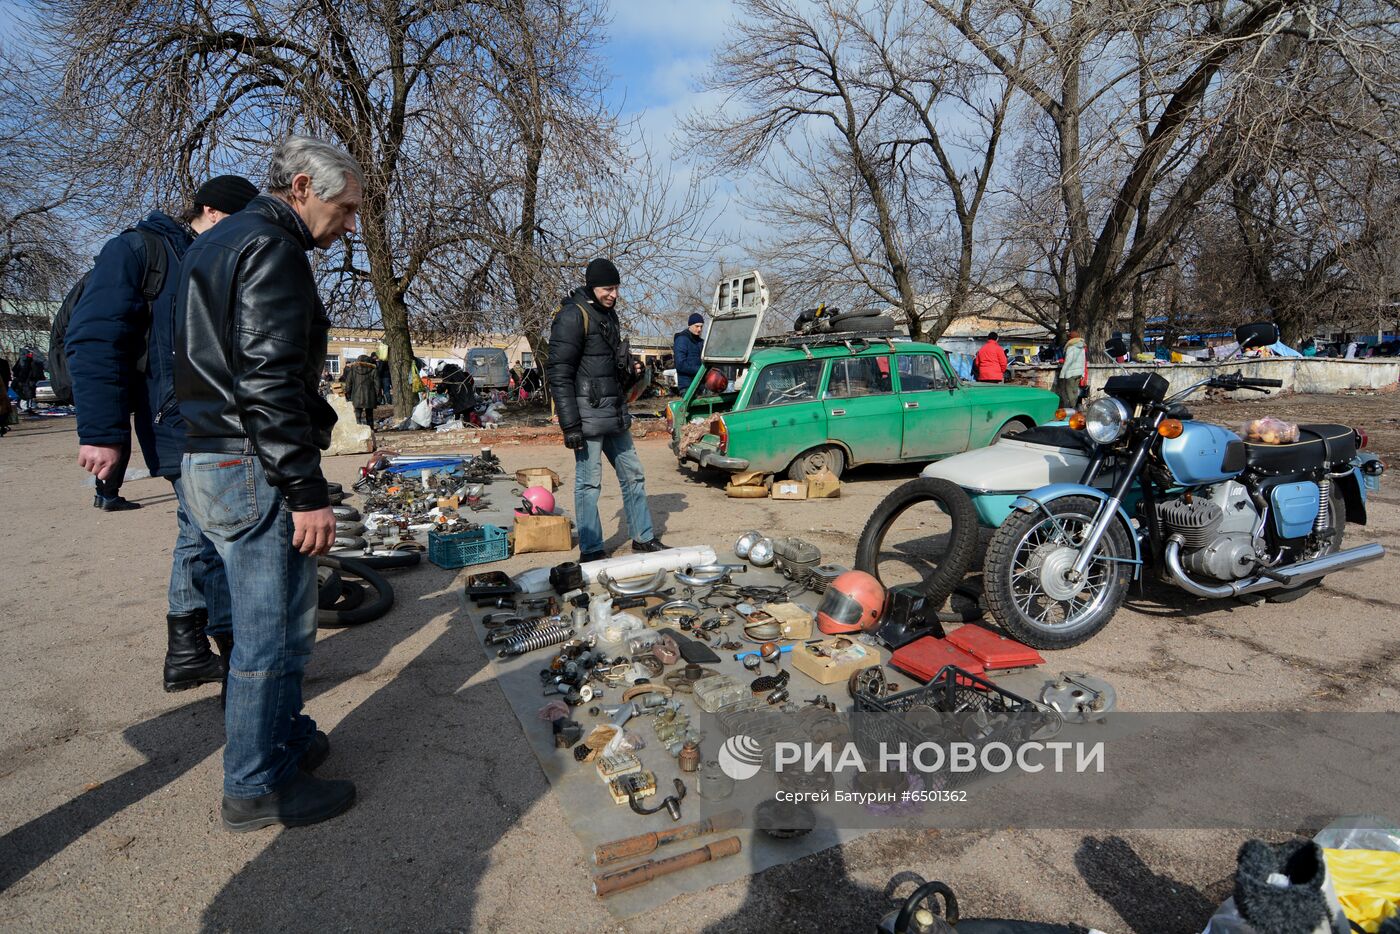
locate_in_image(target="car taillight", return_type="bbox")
[711,417,728,454]
[1356,428,1368,449]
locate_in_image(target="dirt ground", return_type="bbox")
[1,393,1397,933]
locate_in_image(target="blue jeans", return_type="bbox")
[181,453,318,798]
[573,431,655,553]
[168,475,231,637]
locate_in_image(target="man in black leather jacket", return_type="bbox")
[174,136,360,832]
[546,258,666,562]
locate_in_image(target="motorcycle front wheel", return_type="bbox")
[983,495,1135,649]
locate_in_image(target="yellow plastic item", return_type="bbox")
[1325,848,1400,932]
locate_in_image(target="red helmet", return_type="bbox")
[703,369,729,394]
[817,570,886,634]
[516,485,556,517]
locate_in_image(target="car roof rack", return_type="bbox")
[753,330,909,358]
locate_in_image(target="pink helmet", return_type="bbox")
[516,485,556,517]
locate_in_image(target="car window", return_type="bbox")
[825,355,893,399]
[896,353,954,392]
[748,360,824,408]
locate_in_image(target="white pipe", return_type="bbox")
[581,547,718,584]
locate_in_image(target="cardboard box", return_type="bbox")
[765,602,814,640]
[730,470,769,488]
[791,638,880,685]
[511,514,573,554]
[515,467,562,492]
[805,468,841,499]
[771,480,808,500]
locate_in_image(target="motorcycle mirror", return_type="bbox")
[1235,322,1279,350]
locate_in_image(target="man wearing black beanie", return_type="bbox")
[546,257,666,561]
[67,174,258,692]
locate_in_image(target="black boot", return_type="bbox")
[211,632,234,709]
[163,612,225,692]
[221,771,356,832]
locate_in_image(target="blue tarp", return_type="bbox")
[1268,340,1302,358]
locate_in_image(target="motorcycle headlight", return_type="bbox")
[1085,397,1130,444]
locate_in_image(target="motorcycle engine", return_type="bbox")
[1158,481,1261,580]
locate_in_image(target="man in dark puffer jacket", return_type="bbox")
[546,258,666,562]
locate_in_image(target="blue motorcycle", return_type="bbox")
[978,358,1385,649]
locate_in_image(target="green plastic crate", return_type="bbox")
[428,524,508,569]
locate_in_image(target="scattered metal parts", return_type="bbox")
[628,778,687,821]
[498,624,574,658]
[849,665,894,700]
[1040,672,1116,723]
[553,718,583,748]
[599,569,669,597]
[648,599,702,621]
[621,684,673,703]
[663,664,717,692]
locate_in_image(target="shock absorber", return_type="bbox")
[1313,477,1332,535]
[499,624,574,658]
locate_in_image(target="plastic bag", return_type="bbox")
[1242,417,1300,445]
[410,397,433,428]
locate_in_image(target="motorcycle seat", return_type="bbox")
[1244,424,1356,475]
[1299,423,1357,463]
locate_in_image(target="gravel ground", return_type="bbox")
[1,393,1396,933]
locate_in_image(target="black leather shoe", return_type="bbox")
[221,771,356,832]
[96,495,142,511]
[631,537,668,553]
[301,731,330,773]
[163,612,225,692]
[579,550,608,563]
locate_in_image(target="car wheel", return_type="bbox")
[788,445,845,482]
[993,418,1033,442]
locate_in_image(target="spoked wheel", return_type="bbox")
[983,495,1134,649]
[855,478,979,609]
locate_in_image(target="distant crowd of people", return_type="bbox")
[0,350,48,435]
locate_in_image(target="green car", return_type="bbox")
[669,340,1059,481]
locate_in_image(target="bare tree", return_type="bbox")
[926,0,1400,349]
[0,43,82,310]
[40,0,691,415]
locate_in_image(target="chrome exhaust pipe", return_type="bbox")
[1164,536,1385,599]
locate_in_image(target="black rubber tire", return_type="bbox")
[329,491,347,505]
[317,568,344,609]
[1263,487,1346,604]
[854,477,979,609]
[333,535,367,551]
[335,520,366,536]
[993,418,1033,442]
[983,495,1134,649]
[326,482,343,495]
[788,445,846,482]
[331,579,367,612]
[338,551,422,571]
[316,555,395,627]
[332,505,361,521]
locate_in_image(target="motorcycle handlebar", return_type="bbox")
[1238,377,1283,388]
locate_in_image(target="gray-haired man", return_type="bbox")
[176,136,362,830]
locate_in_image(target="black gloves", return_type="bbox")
[563,429,585,450]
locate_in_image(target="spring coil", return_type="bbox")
[499,624,574,658]
[1314,477,1332,534]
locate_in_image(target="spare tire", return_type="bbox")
[316,555,394,627]
[855,477,979,610]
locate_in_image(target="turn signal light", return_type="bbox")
[1357,428,1369,449]
[712,417,729,454]
[1158,419,1184,438]
[1068,412,1086,430]
[665,404,674,426]
[1054,408,1071,421]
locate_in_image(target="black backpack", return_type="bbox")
[48,228,168,405]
